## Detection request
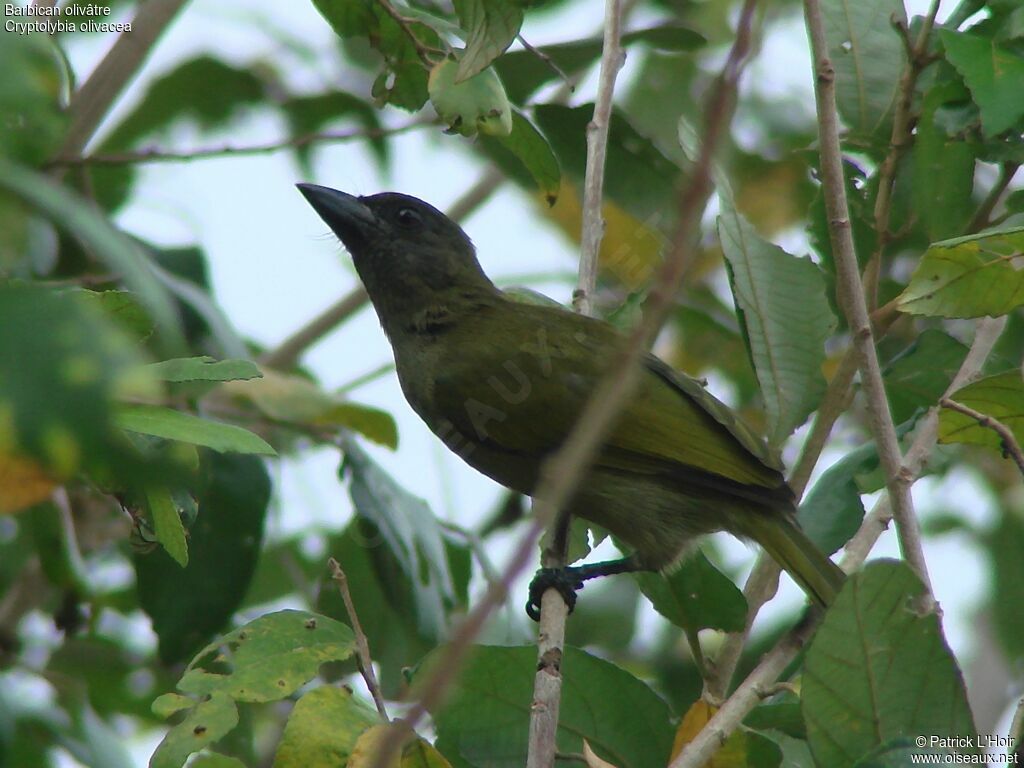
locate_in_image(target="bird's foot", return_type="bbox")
[526,566,585,622]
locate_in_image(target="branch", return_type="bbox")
[369,0,756,761]
[49,123,427,167]
[673,319,1007,768]
[55,0,191,164]
[262,167,504,370]
[529,0,626,760]
[328,558,389,720]
[571,0,625,317]
[940,398,1024,477]
[374,0,444,66]
[863,1,943,306]
[968,162,1021,233]
[804,0,933,602]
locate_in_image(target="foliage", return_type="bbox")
[2,0,1024,767]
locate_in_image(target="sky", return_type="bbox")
[49,0,1009,748]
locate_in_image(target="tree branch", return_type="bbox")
[940,398,1024,477]
[804,0,933,602]
[49,122,426,167]
[368,0,756,761]
[863,0,943,307]
[328,558,389,720]
[529,0,626,761]
[374,0,444,66]
[55,0,191,164]
[672,318,1006,768]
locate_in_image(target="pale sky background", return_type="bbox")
[39,0,1015,761]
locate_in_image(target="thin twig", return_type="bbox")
[672,319,1006,768]
[528,0,626,761]
[369,0,755,762]
[863,0,943,307]
[328,558,389,720]
[263,167,504,370]
[1009,697,1024,762]
[49,122,427,167]
[374,0,443,66]
[804,0,933,602]
[968,162,1021,233]
[517,34,572,89]
[55,0,190,165]
[940,398,1024,477]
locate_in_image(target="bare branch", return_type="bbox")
[328,558,389,720]
[49,122,427,167]
[369,0,758,762]
[572,0,625,316]
[55,0,191,164]
[968,162,1021,233]
[940,398,1024,477]
[804,0,933,602]
[529,0,626,760]
[863,0,943,307]
[374,0,445,66]
[517,34,572,89]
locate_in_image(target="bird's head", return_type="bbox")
[297,185,496,331]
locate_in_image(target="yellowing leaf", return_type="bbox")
[583,740,619,768]
[672,699,772,767]
[348,724,452,768]
[0,450,55,514]
[542,180,664,288]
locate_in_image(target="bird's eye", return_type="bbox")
[395,207,422,228]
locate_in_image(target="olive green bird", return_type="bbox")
[297,184,845,619]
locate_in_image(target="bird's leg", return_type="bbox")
[526,554,646,621]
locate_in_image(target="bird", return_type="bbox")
[296,183,845,619]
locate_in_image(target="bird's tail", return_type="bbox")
[742,514,846,608]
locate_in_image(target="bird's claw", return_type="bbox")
[526,567,585,621]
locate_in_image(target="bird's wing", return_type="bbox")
[430,303,788,495]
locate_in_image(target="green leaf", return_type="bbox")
[940,30,1024,137]
[177,610,355,702]
[136,453,271,663]
[453,0,523,82]
[0,159,186,353]
[0,7,68,164]
[429,58,513,137]
[480,109,561,204]
[634,551,747,632]
[802,560,976,768]
[150,691,239,768]
[152,693,194,719]
[226,370,398,449]
[718,203,836,446]
[282,90,387,174]
[939,371,1024,453]
[115,404,276,455]
[798,444,878,554]
[821,0,907,140]
[423,645,674,768]
[913,84,976,240]
[495,26,704,104]
[272,686,380,767]
[883,330,968,425]
[745,701,807,740]
[145,357,262,384]
[987,509,1024,660]
[0,284,155,482]
[534,104,681,221]
[146,486,188,567]
[69,288,154,343]
[340,437,461,640]
[312,0,437,111]
[896,227,1024,318]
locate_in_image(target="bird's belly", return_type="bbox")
[568,468,745,571]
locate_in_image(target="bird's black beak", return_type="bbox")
[296,183,378,251]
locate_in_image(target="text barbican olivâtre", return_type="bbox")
[5,3,132,35]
